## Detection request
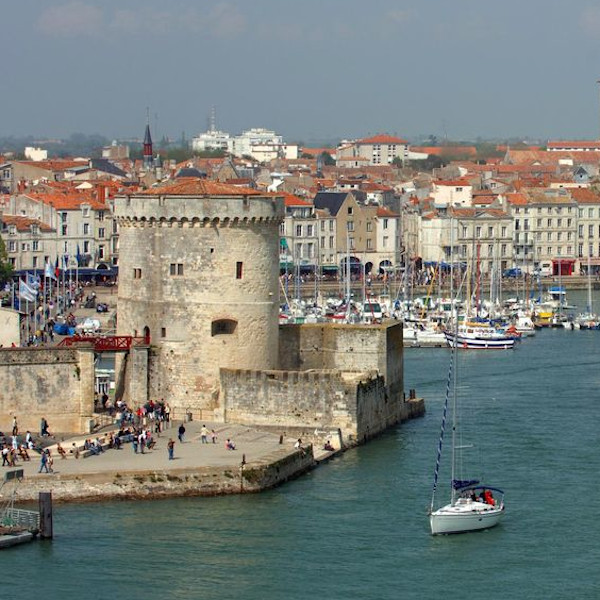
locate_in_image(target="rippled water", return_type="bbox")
[6,295,600,600]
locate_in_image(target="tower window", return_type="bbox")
[170,263,184,276]
[211,319,238,336]
[236,261,243,279]
[133,268,142,279]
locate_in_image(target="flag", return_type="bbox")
[19,279,37,302]
[76,244,82,266]
[45,259,57,281]
[55,256,60,279]
[280,238,288,249]
[63,254,69,269]
[27,272,40,289]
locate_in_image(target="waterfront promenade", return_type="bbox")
[8,420,322,503]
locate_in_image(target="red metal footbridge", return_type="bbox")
[57,334,149,352]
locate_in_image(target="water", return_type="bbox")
[5,295,600,599]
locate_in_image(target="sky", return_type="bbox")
[4,0,600,144]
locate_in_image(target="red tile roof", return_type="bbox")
[357,134,408,145]
[135,178,261,196]
[282,192,312,207]
[2,214,55,232]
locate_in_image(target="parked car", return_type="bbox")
[503,268,523,278]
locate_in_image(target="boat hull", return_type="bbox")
[444,332,515,350]
[430,501,504,535]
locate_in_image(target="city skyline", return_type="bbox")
[4,1,600,143]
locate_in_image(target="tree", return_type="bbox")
[0,236,13,285]
[321,152,335,166]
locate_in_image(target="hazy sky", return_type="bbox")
[5,0,600,144]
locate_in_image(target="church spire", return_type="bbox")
[143,108,153,169]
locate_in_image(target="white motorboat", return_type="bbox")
[444,321,515,350]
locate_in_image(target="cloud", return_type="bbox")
[36,2,104,37]
[109,3,246,38]
[580,7,600,36]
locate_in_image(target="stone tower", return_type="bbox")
[114,179,284,416]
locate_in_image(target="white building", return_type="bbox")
[190,129,231,153]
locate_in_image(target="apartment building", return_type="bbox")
[1,215,57,271]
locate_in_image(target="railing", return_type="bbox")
[1,508,40,531]
[57,335,149,351]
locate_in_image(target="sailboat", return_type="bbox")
[429,322,505,535]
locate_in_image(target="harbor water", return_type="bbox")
[5,292,600,600]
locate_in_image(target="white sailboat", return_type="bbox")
[429,322,505,535]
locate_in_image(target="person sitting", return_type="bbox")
[484,489,495,506]
[323,440,335,452]
[56,443,67,459]
[83,439,92,451]
[18,444,31,461]
[225,438,236,450]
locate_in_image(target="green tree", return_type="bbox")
[321,152,335,166]
[0,236,13,285]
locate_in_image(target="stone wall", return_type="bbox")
[0,347,96,433]
[0,308,20,347]
[278,321,404,399]
[220,366,421,442]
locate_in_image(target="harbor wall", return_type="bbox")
[12,449,316,503]
[0,347,96,433]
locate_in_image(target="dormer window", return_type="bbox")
[8,225,16,235]
[82,206,90,218]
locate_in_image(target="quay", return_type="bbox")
[8,401,424,504]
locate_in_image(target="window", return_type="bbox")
[567,218,572,227]
[366,222,372,232]
[383,219,389,230]
[579,244,584,257]
[475,226,482,237]
[557,218,562,228]
[133,268,142,279]
[307,225,313,237]
[98,211,105,221]
[347,206,353,215]
[589,225,594,238]
[349,237,355,250]
[32,240,39,251]
[84,241,90,253]
[366,239,373,249]
[83,223,90,235]
[320,236,325,248]
[462,226,468,237]
[60,212,68,222]
[82,206,90,218]
[557,232,562,241]
[329,236,334,249]
[329,220,334,232]
[501,226,507,237]
[211,319,238,336]
[568,232,572,241]
[296,225,302,237]
[383,236,388,248]
[347,221,354,232]
[21,243,29,251]
[579,225,584,237]
[487,244,493,257]
[547,232,552,241]
[501,244,507,256]
[488,226,493,238]
[320,221,325,232]
[99,227,105,239]
[236,261,243,279]
[32,256,38,268]
[98,245,105,259]
[547,219,552,227]
[8,241,15,252]
[589,208,594,218]
[537,218,542,227]
[161,327,166,338]
[170,263,184,276]
[61,224,68,236]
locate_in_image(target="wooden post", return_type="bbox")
[39,492,53,539]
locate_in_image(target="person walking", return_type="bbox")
[167,438,175,460]
[38,450,50,473]
[12,415,18,436]
[178,423,185,443]
[200,425,209,444]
